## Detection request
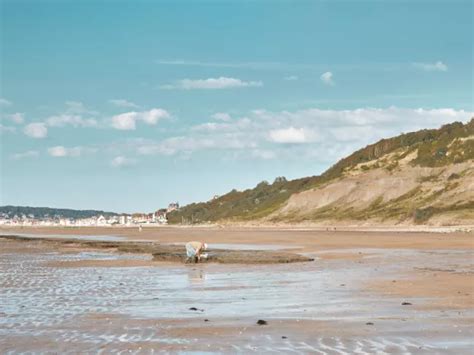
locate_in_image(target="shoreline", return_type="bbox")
[2,222,473,233]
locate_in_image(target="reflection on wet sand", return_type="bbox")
[186,267,208,286]
[1,237,473,353]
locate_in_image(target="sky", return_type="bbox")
[0,0,473,213]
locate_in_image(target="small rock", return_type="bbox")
[189,307,198,311]
[257,319,267,325]
[366,322,374,326]
[204,319,209,322]
[402,302,412,306]
[340,284,345,286]
[282,336,287,339]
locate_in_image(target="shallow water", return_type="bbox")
[0,232,127,242]
[169,242,300,251]
[1,242,472,353]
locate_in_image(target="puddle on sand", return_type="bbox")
[1,244,473,353]
[168,242,300,251]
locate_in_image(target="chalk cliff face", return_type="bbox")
[169,119,474,226]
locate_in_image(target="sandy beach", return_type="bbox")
[1,226,473,353]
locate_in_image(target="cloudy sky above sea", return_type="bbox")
[1,0,472,213]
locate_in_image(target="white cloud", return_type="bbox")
[24,123,48,138]
[284,75,298,81]
[413,61,448,72]
[65,101,98,115]
[0,98,12,106]
[112,112,137,130]
[111,108,170,130]
[211,112,232,122]
[11,150,39,160]
[108,99,139,108]
[268,127,308,144]
[0,124,16,133]
[162,77,263,90]
[110,156,135,168]
[141,108,170,125]
[106,107,473,165]
[320,71,335,86]
[47,146,84,157]
[46,114,98,128]
[6,113,25,124]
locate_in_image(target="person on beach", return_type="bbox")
[185,241,208,263]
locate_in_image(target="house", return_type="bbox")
[96,215,107,226]
[154,208,168,224]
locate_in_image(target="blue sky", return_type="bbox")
[1,0,472,213]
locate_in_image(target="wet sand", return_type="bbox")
[1,226,473,353]
[2,225,472,251]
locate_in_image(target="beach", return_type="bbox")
[1,226,473,353]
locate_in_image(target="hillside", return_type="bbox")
[168,119,474,225]
[0,206,119,219]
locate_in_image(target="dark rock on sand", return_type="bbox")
[402,302,412,306]
[257,320,267,325]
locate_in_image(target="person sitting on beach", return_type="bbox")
[185,241,208,263]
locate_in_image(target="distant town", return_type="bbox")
[0,203,180,227]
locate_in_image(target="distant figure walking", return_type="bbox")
[138,225,143,232]
[185,241,208,263]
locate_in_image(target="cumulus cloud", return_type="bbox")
[47,146,85,157]
[211,112,232,122]
[65,101,98,115]
[161,77,263,90]
[320,71,334,86]
[24,123,48,138]
[111,108,170,130]
[268,127,308,144]
[413,61,448,72]
[0,98,12,106]
[46,114,98,128]
[11,150,39,160]
[104,107,473,166]
[141,108,170,125]
[111,112,137,130]
[108,99,139,108]
[110,156,135,168]
[6,113,25,124]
